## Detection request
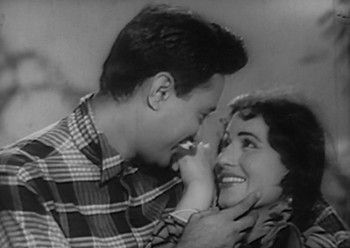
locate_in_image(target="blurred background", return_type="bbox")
[0,0,349,225]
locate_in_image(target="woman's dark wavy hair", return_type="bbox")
[100,4,247,99]
[221,92,326,231]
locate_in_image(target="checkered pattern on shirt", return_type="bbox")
[308,199,350,248]
[0,94,183,248]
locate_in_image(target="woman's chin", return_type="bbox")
[218,185,248,208]
[218,186,284,209]
[218,183,250,208]
[217,195,244,209]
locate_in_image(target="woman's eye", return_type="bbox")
[241,138,256,149]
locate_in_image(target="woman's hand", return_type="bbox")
[172,142,216,211]
[174,142,215,187]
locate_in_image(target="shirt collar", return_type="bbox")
[68,93,131,183]
[247,200,293,247]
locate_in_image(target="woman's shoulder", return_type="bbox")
[302,198,350,248]
[263,198,350,248]
[310,198,348,234]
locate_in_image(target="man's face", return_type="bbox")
[137,74,224,168]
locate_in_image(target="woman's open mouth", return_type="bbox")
[217,173,246,187]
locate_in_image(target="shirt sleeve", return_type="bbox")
[261,221,348,248]
[301,225,337,248]
[302,225,350,248]
[145,213,187,248]
[0,166,70,247]
[301,205,350,248]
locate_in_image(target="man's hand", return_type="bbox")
[176,192,260,248]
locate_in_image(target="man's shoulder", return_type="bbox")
[0,117,72,167]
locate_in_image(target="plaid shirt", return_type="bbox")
[301,199,350,248]
[239,198,350,248]
[0,94,185,248]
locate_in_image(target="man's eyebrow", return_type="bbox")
[238,131,261,142]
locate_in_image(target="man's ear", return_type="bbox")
[147,72,175,111]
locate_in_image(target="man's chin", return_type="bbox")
[133,155,171,169]
[138,161,177,179]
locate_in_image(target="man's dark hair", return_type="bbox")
[100,4,247,99]
[223,92,326,232]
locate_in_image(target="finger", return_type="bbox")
[192,207,219,219]
[220,192,260,220]
[236,232,247,242]
[233,214,258,232]
[173,147,194,160]
[228,232,247,246]
[201,142,210,150]
[171,162,179,171]
[197,142,214,161]
[210,206,220,212]
[195,141,208,150]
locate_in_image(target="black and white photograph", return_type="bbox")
[0,1,349,247]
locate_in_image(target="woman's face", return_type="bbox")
[216,113,289,209]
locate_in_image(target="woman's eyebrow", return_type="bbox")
[238,131,261,142]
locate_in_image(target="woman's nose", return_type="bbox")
[217,143,240,166]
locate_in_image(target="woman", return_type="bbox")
[216,92,350,247]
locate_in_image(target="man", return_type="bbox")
[0,4,258,248]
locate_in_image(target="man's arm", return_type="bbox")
[0,210,69,248]
[0,164,69,247]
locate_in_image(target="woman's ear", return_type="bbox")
[147,72,175,111]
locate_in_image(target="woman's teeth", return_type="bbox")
[221,177,246,183]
